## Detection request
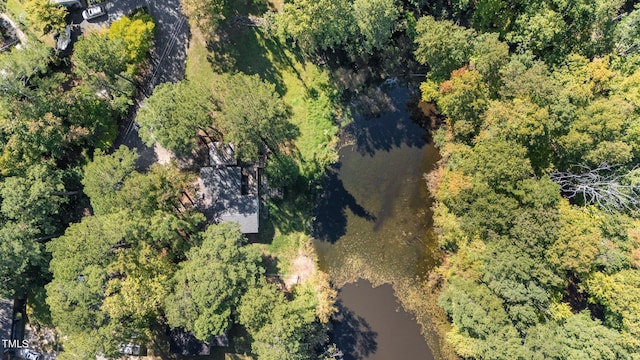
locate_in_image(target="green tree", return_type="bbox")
[507,6,566,57]
[471,0,514,35]
[1,162,68,236]
[557,97,634,167]
[54,326,121,360]
[137,80,216,156]
[239,283,320,360]
[82,146,138,215]
[0,222,46,298]
[107,13,155,67]
[458,138,533,193]
[180,0,224,41]
[525,311,632,359]
[586,270,640,342]
[72,25,145,107]
[24,0,67,34]
[142,210,205,263]
[0,112,64,176]
[61,84,118,149]
[164,223,264,342]
[352,0,399,54]
[74,15,154,78]
[102,242,174,330]
[499,57,561,108]
[414,16,475,80]
[114,163,194,216]
[471,32,509,94]
[614,5,640,55]
[481,237,555,331]
[72,31,121,75]
[47,210,191,356]
[438,277,530,359]
[46,212,131,333]
[219,74,298,162]
[434,69,489,142]
[277,0,354,53]
[547,201,603,278]
[72,30,130,84]
[0,41,51,97]
[482,99,555,171]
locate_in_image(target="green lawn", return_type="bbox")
[5,0,57,48]
[185,22,345,271]
[186,25,341,170]
[6,0,26,20]
[185,30,219,90]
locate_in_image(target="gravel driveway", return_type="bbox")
[70,0,189,87]
[67,0,191,168]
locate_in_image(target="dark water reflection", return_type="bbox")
[312,163,377,243]
[341,88,429,157]
[333,280,434,360]
[313,86,441,359]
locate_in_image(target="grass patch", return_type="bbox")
[5,0,58,48]
[6,0,26,20]
[187,26,342,172]
[225,354,254,360]
[39,33,55,47]
[185,29,219,88]
[267,0,283,12]
[208,27,342,178]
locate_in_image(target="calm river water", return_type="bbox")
[313,87,442,360]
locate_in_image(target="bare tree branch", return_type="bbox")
[551,163,640,212]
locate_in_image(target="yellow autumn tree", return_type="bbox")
[24,0,67,34]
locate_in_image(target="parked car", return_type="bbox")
[56,24,71,51]
[21,349,42,360]
[118,343,141,355]
[82,5,106,20]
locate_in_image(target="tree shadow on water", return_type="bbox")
[344,88,429,157]
[312,164,376,243]
[332,301,379,360]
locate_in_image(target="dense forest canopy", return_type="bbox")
[417,1,640,359]
[1,0,640,358]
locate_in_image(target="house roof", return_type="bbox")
[219,194,259,234]
[0,298,11,354]
[168,328,210,356]
[209,142,237,166]
[198,167,259,234]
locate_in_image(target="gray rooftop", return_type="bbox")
[209,142,237,167]
[198,167,259,234]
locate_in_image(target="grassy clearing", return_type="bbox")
[185,29,219,89]
[187,26,341,172]
[185,23,345,273]
[5,0,58,48]
[6,0,26,20]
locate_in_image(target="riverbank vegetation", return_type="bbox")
[420,1,640,358]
